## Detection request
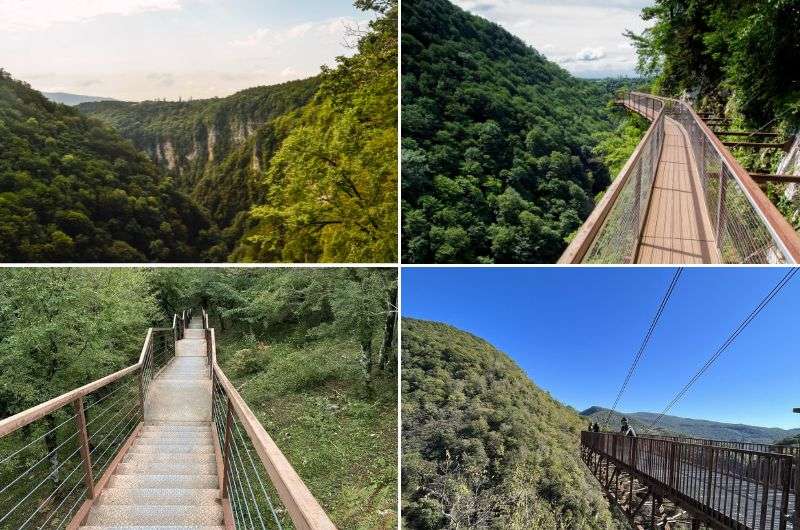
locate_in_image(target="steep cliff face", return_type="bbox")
[78,77,320,230]
[83,78,317,172]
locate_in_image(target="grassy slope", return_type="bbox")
[214,329,397,529]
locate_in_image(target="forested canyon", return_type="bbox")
[0,0,397,263]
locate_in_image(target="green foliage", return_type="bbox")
[234,1,398,263]
[402,318,619,529]
[79,78,320,238]
[401,0,622,263]
[0,268,158,416]
[0,70,214,261]
[150,267,398,528]
[79,1,398,263]
[627,0,800,127]
[592,113,649,179]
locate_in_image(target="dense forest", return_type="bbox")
[0,71,214,261]
[0,267,397,529]
[80,0,398,263]
[401,0,626,263]
[402,318,621,529]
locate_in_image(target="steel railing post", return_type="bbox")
[138,367,146,421]
[73,396,96,499]
[221,397,234,499]
[794,455,799,529]
[716,171,727,244]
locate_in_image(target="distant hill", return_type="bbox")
[403,318,622,529]
[42,92,117,106]
[582,406,800,444]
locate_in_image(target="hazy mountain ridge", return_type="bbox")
[582,406,800,444]
[43,92,117,106]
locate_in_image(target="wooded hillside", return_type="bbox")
[401,0,622,263]
[402,318,620,529]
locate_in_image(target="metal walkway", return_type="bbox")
[560,92,800,264]
[582,431,798,529]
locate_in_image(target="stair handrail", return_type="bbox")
[0,317,179,529]
[198,309,337,530]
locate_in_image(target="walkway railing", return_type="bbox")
[561,91,800,263]
[201,308,336,530]
[0,322,175,529]
[582,431,798,529]
[645,434,799,493]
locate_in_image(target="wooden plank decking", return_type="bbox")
[635,118,720,263]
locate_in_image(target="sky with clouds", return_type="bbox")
[452,0,652,78]
[0,0,372,101]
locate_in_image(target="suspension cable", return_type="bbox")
[650,268,798,429]
[603,268,683,429]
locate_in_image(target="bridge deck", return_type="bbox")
[637,118,720,264]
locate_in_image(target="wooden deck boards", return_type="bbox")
[635,117,720,264]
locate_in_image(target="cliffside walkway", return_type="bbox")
[560,92,800,264]
[582,431,799,529]
[0,310,336,530]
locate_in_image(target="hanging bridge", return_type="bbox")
[0,309,336,530]
[582,431,798,530]
[560,92,800,264]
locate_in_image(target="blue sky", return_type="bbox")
[0,0,371,100]
[402,267,800,430]
[453,0,650,78]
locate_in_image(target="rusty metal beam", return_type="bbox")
[713,130,780,137]
[751,173,800,183]
[723,140,791,150]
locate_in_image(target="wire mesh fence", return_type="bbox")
[581,93,666,263]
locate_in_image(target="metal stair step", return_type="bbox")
[116,462,218,475]
[80,526,224,530]
[96,488,220,506]
[128,444,213,454]
[85,504,223,526]
[132,439,212,448]
[107,474,219,489]
[142,424,210,432]
[123,453,216,465]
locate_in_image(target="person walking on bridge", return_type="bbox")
[620,417,636,437]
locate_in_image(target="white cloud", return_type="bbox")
[230,17,354,48]
[280,67,300,78]
[575,47,606,62]
[0,0,182,31]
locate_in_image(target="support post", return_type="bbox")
[221,397,234,498]
[73,397,96,499]
[715,171,727,243]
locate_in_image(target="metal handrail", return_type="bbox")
[561,91,800,263]
[583,431,798,529]
[0,320,176,529]
[560,92,666,263]
[199,308,336,530]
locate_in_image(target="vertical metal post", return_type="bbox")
[138,368,146,421]
[716,172,727,243]
[73,397,96,499]
[794,454,799,530]
[779,457,790,530]
[221,397,234,498]
[760,456,771,528]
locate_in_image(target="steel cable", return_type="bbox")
[603,268,683,429]
[651,268,798,428]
